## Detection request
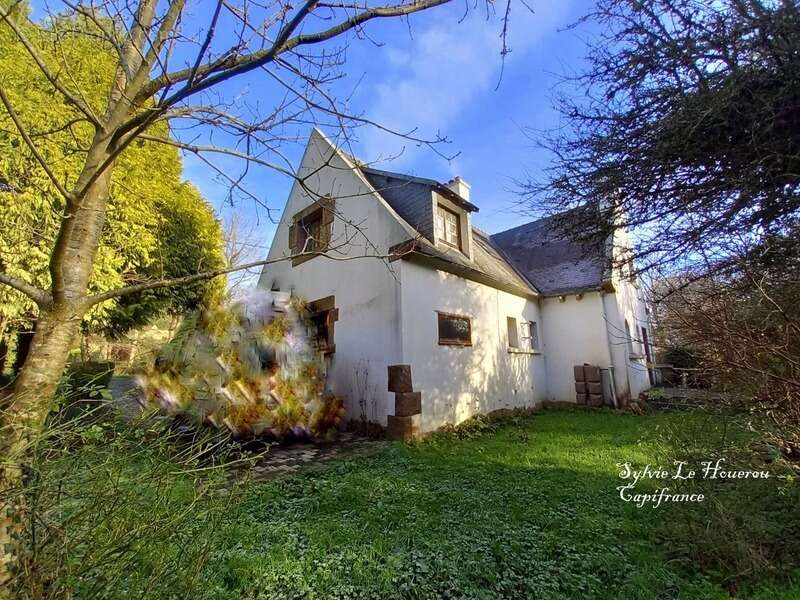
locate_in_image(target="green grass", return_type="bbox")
[31,408,800,599]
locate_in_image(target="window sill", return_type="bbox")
[507,348,540,355]
[629,353,645,361]
[291,251,326,267]
[438,340,472,347]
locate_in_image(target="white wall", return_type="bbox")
[258,130,412,424]
[602,225,653,402]
[398,260,546,431]
[603,281,652,403]
[540,292,613,402]
[257,129,652,429]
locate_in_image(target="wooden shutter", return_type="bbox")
[288,222,298,254]
[318,197,335,250]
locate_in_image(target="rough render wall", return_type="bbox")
[257,130,411,425]
[602,225,653,402]
[398,260,546,432]
[604,280,652,403]
[540,292,613,403]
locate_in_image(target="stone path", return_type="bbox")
[109,375,144,418]
[230,432,387,482]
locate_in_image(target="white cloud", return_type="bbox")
[359,2,573,169]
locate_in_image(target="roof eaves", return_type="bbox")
[389,240,538,300]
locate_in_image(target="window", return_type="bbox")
[308,295,337,354]
[435,204,461,249]
[625,320,635,355]
[298,211,323,253]
[437,312,471,346]
[507,317,520,348]
[521,321,540,351]
[289,197,335,266]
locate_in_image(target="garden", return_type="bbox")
[22,407,799,598]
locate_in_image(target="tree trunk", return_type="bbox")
[0,315,7,375]
[0,308,83,590]
[11,322,35,375]
[0,144,113,589]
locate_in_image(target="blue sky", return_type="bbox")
[174,0,596,252]
[30,0,595,252]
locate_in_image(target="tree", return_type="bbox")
[0,0,489,583]
[522,0,800,273]
[0,17,225,361]
[652,227,800,458]
[521,0,800,460]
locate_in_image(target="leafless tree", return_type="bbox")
[223,212,270,298]
[0,0,520,582]
[520,0,800,275]
[651,231,800,459]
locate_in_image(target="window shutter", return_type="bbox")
[288,222,298,254]
[318,197,335,250]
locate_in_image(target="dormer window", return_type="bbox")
[435,204,461,250]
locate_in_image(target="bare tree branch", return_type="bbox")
[0,272,51,307]
[132,0,451,105]
[86,246,413,306]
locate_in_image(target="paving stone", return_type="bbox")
[231,432,386,481]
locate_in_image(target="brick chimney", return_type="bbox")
[446,176,471,202]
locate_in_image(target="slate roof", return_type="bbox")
[389,228,537,299]
[490,210,607,296]
[360,168,438,241]
[356,161,605,298]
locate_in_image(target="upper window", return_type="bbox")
[289,197,335,266]
[437,312,471,346]
[435,204,461,249]
[297,211,323,253]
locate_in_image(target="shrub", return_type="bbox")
[9,410,249,598]
[137,290,344,441]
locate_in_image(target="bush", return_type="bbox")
[648,411,800,593]
[138,291,344,441]
[10,409,250,598]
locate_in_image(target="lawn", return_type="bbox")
[31,408,800,599]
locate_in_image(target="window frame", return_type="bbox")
[297,210,323,253]
[436,311,472,347]
[521,320,540,351]
[308,295,338,355]
[506,316,520,349]
[435,203,462,250]
[289,197,335,266]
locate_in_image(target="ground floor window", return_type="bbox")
[437,311,472,346]
[521,321,539,351]
[507,316,520,348]
[308,295,337,354]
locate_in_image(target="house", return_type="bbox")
[257,129,654,433]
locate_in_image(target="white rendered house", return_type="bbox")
[257,129,654,432]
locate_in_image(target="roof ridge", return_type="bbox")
[491,206,587,239]
[359,165,441,188]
